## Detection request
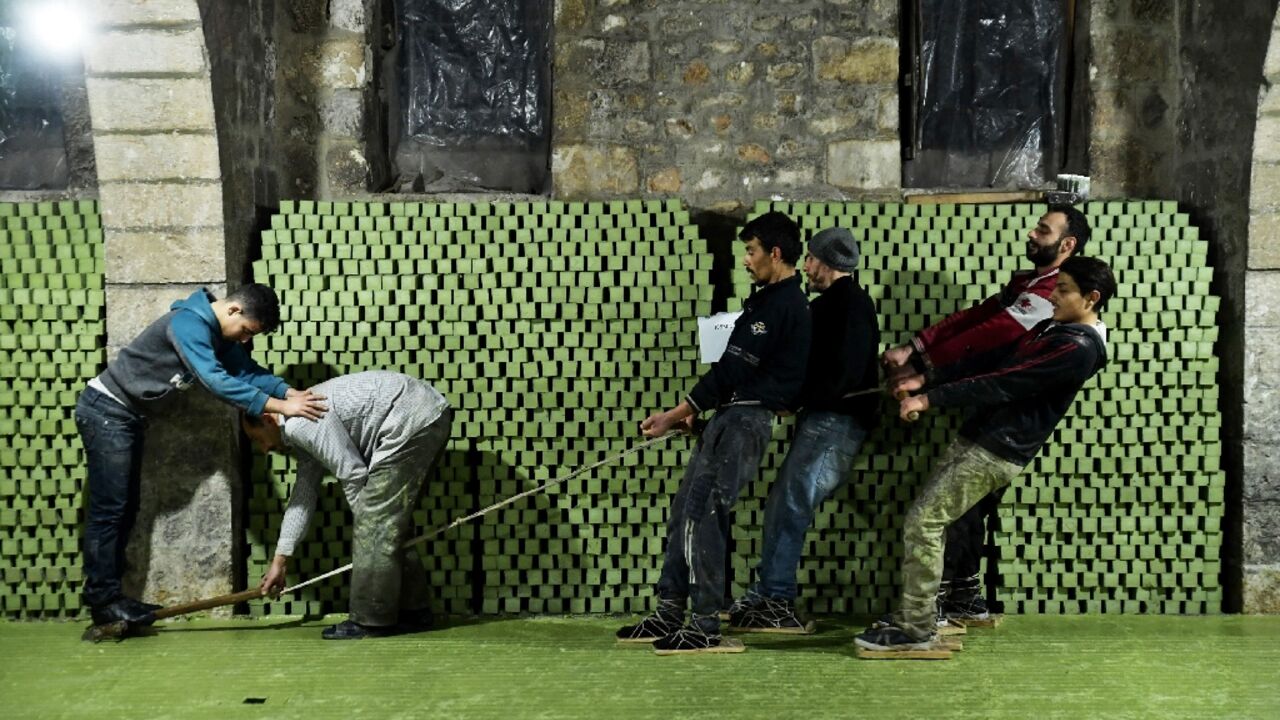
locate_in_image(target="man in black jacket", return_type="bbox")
[856,256,1115,654]
[617,211,811,654]
[726,227,880,634]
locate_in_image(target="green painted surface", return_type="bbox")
[3,615,1278,719]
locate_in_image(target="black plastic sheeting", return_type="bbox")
[394,0,550,193]
[904,0,1066,189]
[0,22,70,190]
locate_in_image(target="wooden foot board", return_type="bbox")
[856,646,952,660]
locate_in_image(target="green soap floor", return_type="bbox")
[3,615,1278,719]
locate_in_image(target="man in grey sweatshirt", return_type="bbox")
[243,370,453,639]
[76,284,326,627]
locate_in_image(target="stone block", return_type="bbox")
[106,283,226,349]
[1244,500,1280,565]
[317,38,368,89]
[1259,83,1280,116]
[1131,0,1173,23]
[99,182,224,230]
[827,140,900,190]
[551,144,639,196]
[692,169,725,192]
[1243,565,1280,613]
[775,166,816,186]
[1248,211,1280,269]
[813,36,897,84]
[683,60,711,85]
[767,62,803,84]
[326,144,372,194]
[1244,443,1280,502]
[725,62,755,85]
[96,0,201,27]
[556,0,590,31]
[86,78,215,132]
[124,392,239,607]
[737,144,771,164]
[553,88,590,139]
[1245,271,1280,327]
[93,134,221,182]
[1266,27,1280,80]
[320,89,365,136]
[329,0,369,33]
[105,229,228,284]
[1254,116,1280,164]
[877,91,899,130]
[86,29,207,76]
[568,39,650,86]
[646,167,682,193]
[1252,162,1280,212]
[1091,30,1173,83]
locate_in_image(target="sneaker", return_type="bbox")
[728,596,815,635]
[941,589,990,621]
[616,600,684,643]
[854,624,938,652]
[652,625,746,655]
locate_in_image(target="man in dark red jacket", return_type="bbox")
[880,204,1090,622]
[857,255,1115,654]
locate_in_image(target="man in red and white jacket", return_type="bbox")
[880,203,1091,622]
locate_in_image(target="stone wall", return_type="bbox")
[1246,2,1280,613]
[274,0,381,197]
[551,0,900,213]
[1089,0,1278,612]
[83,0,239,607]
[197,0,278,285]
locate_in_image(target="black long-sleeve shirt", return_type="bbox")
[798,275,881,427]
[686,274,811,413]
[927,319,1108,465]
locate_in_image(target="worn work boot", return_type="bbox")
[728,596,815,634]
[616,598,684,643]
[723,590,765,623]
[90,598,155,627]
[321,619,400,640]
[941,588,991,622]
[652,624,746,655]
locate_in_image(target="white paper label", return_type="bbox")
[697,311,743,364]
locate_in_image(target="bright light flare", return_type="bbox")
[17,0,89,60]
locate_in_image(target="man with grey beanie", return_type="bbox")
[726,226,881,634]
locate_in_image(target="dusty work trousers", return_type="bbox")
[656,405,773,631]
[895,438,1024,640]
[348,409,453,627]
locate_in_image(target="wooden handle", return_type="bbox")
[895,390,920,423]
[152,587,266,620]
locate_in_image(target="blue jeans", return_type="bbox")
[75,386,147,608]
[752,411,866,601]
[657,405,773,630]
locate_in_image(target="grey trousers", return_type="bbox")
[348,409,453,627]
[894,437,1024,640]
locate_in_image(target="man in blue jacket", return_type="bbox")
[856,256,1115,654]
[616,211,811,654]
[76,284,327,627]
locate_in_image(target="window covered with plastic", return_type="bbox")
[393,0,550,194]
[903,0,1068,190]
[0,12,71,190]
